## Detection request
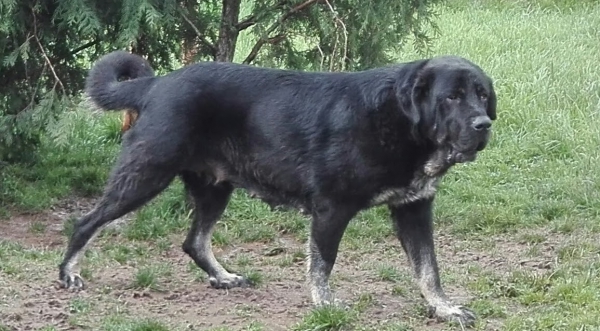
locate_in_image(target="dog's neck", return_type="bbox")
[423,147,454,177]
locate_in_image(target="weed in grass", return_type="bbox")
[69,297,91,314]
[354,293,375,312]
[243,321,265,331]
[235,304,261,318]
[525,244,542,258]
[244,269,264,287]
[131,321,171,331]
[556,242,594,262]
[277,254,295,267]
[0,260,21,277]
[155,237,172,253]
[391,285,408,297]
[212,227,232,247]
[549,218,577,234]
[469,299,507,319]
[133,267,159,290]
[292,250,307,262]
[80,267,93,282]
[106,244,134,265]
[234,222,277,243]
[102,316,170,331]
[29,221,46,234]
[518,232,546,245]
[467,269,522,300]
[235,253,252,267]
[293,305,356,331]
[38,327,58,331]
[376,264,402,283]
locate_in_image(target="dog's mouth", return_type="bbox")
[451,150,477,163]
[448,141,487,164]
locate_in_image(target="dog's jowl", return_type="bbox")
[58,51,496,327]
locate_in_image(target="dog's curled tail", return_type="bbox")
[85,51,155,112]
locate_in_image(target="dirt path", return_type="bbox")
[0,198,564,330]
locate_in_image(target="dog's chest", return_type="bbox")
[370,175,441,207]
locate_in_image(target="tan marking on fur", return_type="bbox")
[305,239,334,306]
[121,110,138,133]
[192,223,241,283]
[371,153,447,206]
[62,213,107,281]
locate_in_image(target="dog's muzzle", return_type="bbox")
[451,116,492,163]
[471,115,492,132]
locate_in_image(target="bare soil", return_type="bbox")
[0,198,564,331]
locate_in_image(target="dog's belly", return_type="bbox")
[199,161,310,212]
[370,175,441,206]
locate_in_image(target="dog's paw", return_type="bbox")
[429,304,476,328]
[57,273,86,291]
[209,274,251,289]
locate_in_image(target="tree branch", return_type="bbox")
[70,40,99,55]
[242,0,318,64]
[236,15,256,31]
[279,0,317,23]
[243,34,287,65]
[179,9,217,58]
[323,0,348,71]
[235,1,288,32]
[32,10,65,93]
[21,50,48,113]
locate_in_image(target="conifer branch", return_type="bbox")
[243,0,318,64]
[235,0,287,32]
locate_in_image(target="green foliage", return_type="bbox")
[238,0,442,71]
[0,106,119,212]
[0,0,442,164]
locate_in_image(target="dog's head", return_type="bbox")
[396,56,496,164]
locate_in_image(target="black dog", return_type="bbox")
[58,51,496,326]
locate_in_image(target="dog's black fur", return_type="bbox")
[59,51,496,326]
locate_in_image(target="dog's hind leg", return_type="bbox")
[180,171,250,289]
[58,149,178,290]
[306,201,358,306]
[390,199,476,327]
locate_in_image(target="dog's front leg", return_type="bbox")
[306,202,357,307]
[390,199,476,327]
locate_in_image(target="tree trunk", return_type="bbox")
[181,0,200,65]
[216,0,241,62]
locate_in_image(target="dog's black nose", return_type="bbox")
[472,116,492,131]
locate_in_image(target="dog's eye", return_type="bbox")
[446,94,459,101]
[480,93,488,101]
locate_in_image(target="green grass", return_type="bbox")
[0,108,121,214]
[132,264,173,291]
[102,317,170,331]
[1,0,600,330]
[293,306,356,331]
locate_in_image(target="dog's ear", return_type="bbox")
[395,59,430,126]
[486,84,497,120]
